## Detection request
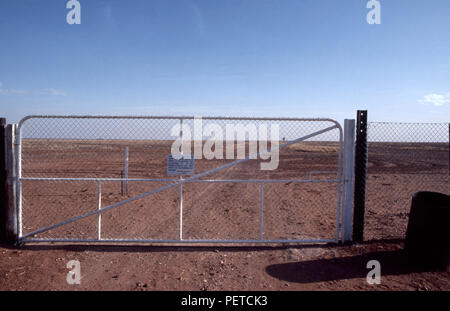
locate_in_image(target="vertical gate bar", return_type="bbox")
[335,125,344,243]
[179,180,183,240]
[124,146,129,195]
[342,119,355,243]
[15,124,22,239]
[97,180,102,240]
[179,118,183,241]
[260,182,264,240]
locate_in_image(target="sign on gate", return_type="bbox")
[167,155,195,176]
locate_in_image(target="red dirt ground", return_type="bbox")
[0,139,448,290]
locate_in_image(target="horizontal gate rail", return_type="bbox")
[18,115,342,124]
[20,238,337,244]
[20,177,339,183]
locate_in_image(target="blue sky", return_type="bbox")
[0,0,449,124]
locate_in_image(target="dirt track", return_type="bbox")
[0,139,449,290]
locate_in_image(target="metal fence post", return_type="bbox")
[5,124,18,244]
[0,118,6,242]
[353,110,368,243]
[342,119,355,243]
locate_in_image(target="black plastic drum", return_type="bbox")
[404,191,450,271]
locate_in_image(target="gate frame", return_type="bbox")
[12,115,353,245]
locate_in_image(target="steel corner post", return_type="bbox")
[353,110,368,243]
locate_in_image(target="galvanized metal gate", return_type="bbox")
[14,116,351,245]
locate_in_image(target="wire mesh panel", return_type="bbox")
[182,182,260,240]
[263,180,339,241]
[100,181,180,240]
[17,116,343,244]
[366,122,450,241]
[21,180,98,240]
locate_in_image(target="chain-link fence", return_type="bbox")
[365,122,450,241]
[15,117,342,242]
[18,116,343,243]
